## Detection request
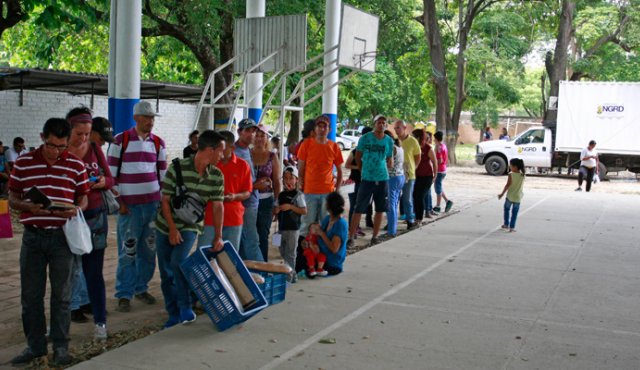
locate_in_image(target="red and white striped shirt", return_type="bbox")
[9,146,90,228]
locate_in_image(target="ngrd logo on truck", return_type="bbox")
[597,103,625,118]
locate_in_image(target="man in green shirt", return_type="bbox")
[393,120,421,228]
[155,130,225,328]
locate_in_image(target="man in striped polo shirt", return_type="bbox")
[155,130,225,327]
[8,118,89,366]
[107,101,167,313]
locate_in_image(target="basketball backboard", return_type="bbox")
[234,15,307,73]
[338,4,379,73]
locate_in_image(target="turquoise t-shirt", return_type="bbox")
[357,132,393,181]
[318,215,348,271]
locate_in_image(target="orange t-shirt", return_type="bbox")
[297,138,344,194]
[204,154,252,227]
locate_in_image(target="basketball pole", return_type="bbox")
[108,0,141,135]
[246,0,265,124]
[322,0,341,141]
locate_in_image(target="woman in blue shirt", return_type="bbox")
[312,192,348,275]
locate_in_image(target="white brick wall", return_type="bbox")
[0,90,207,159]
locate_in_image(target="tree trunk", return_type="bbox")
[422,0,451,139]
[0,0,26,39]
[287,96,301,146]
[544,0,575,123]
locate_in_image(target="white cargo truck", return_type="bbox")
[476,81,640,176]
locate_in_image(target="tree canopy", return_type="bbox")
[1,0,638,142]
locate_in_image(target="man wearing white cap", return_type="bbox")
[107,100,167,313]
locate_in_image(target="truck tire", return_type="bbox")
[337,142,345,150]
[485,155,507,176]
[598,162,607,180]
[629,167,640,174]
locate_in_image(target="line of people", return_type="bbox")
[7,106,453,366]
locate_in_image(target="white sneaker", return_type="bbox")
[94,323,107,340]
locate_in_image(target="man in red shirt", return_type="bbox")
[8,118,89,366]
[198,130,252,251]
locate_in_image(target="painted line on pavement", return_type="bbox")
[259,195,551,370]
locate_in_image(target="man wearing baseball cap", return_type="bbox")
[234,118,264,261]
[297,115,343,237]
[91,117,115,146]
[107,100,167,313]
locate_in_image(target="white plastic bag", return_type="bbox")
[593,174,600,184]
[63,209,93,255]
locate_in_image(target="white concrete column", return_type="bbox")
[108,0,142,134]
[322,0,341,141]
[246,0,265,123]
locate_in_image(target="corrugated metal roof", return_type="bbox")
[0,67,207,103]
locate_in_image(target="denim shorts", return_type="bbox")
[434,172,446,195]
[354,180,388,213]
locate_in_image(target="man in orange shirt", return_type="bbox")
[297,115,343,236]
[198,130,252,251]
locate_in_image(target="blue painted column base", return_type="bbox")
[108,98,139,135]
[323,113,338,141]
[248,108,263,124]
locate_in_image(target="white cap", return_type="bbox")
[133,101,161,117]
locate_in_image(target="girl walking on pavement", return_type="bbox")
[498,158,525,232]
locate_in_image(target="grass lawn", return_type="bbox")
[455,143,476,161]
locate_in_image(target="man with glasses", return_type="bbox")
[297,115,344,236]
[107,101,167,313]
[8,118,89,366]
[6,136,27,173]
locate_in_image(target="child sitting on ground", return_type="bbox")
[302,223,328,277]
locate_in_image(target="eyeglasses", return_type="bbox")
[44,141,68,151]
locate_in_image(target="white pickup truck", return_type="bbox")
[476,81,640,176]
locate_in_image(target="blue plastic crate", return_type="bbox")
[181,242,268,331]
[251,270,288,305]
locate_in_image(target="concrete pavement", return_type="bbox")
[72,190,640,370]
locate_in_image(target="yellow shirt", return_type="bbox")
[401,135,421,180]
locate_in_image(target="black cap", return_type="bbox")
[92,117,115,143]
[238,118,258,131]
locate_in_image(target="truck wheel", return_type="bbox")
[629,167,640,174]
[485,156,507,176]
[337,142,345,150]
[598,162,607,180]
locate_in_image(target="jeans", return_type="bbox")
[503,199,521,229]
[256,196,274,261]
[70,255,90,310]
[386,175,404,236]
[424,187,433,213]
[82,211,108,324]
[156,230,197,318]
[20,226,73,353]
[348,182,360,230]
[414,176,434,221]
[82,248,107,324]
[240,207,263,261]
[401,179,415,223]
[279,230,299,271]
[434,172,446,195]
[578,166,595,192]
[115,202,159,300]
[198,225,243,252]
[301,193,329,236]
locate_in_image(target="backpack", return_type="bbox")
[116,130,162,180]
[170,158,205,224]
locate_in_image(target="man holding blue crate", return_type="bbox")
[155,130,225,328]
